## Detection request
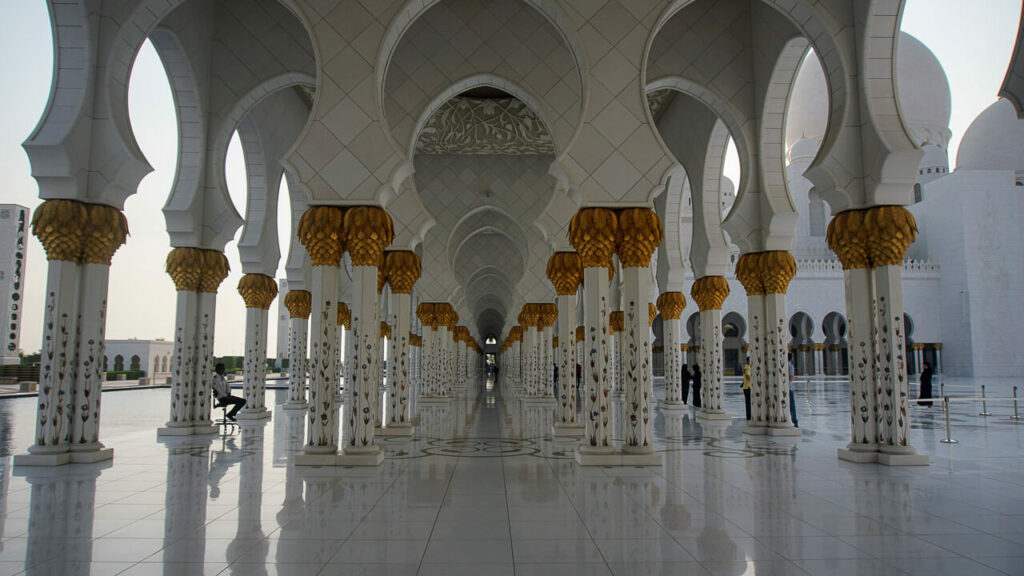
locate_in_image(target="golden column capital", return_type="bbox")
[521,303,542,328]
[337,302,351,328]
[552,336,559,348]
[735,252,765,296]
[238,273,278,309]
[343,206,394,267]
[410,333,421,347]
[165,247,204,292]
[509,326,523,342]
[284,290,312,319]
[609,311,624,334]
[761,251,797,294]
[575,325,585,342]
[691,276,730,311]
[934,343,943,350]
[416,303,436,328]
[568,208,618,269]
[814,343,825,351]
[31,199,88,262]
[198,250,230,293]
[384,250,421,294]
[298,206,345,266]
[540,303,558,328]
[681,344,688,352]
[434,302,457,329]
[648,302,657,326]
[615,208,662,268]
[546,252,583,295]
[81,203,129,265]
[656,292,686,320]
[380,321,391,339]
[377,266,387,294]
[865,205,917,266]
[826,209,871,270]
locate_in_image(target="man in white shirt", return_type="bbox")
[212,363,245,421]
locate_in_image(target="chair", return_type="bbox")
[212,393,238,435]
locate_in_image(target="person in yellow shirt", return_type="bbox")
[742,357,751,420]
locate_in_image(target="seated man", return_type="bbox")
[212,363,245,421]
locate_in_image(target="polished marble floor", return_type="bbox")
[0,377,1023,576]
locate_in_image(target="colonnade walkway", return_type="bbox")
[0,380,1022,575]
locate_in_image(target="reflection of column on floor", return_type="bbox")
[238,273,277,420]
[283,290,311,410]
[18,461,105,568]
[276,414,307,563]
[161,437,213,565]
[230,423,268,566]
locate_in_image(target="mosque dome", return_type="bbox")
[789,137,818,164]
[786,32,951,153]
[956,98,1024,172]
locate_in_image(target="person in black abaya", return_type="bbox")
[681,364,691,405]
[691,364,702,408]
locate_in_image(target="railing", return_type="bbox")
[913,385,1024,444]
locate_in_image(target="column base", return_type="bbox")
[837,448,879,464]
[767,424,802,437]
[659,400,688,412]
[69,447,114,464]
[157,424,219,437]
[283,401,308,411]
[334,395,344,404]
[877,451,929,466]
[742,423,769,436]
[523,397,555,407]
[294,452,339,466]
[418,396,450,405]
[13,450,70,467]
[552,423,584,437]
[235,408,271,421]
[377,424,414,436]
[575,446,617,466]
[696,410,732,421]
[618,450,664,466]
[337,447,385,466]
[575,447,663,466]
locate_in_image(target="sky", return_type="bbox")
[1,0,1021,357]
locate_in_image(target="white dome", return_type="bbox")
[785,52,828,152]
[897,33,952,145]
[956,98,1024,172]
[786,32,951,152]
[789,137,818,163]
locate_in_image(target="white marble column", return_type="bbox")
[384,289,413,433]
[554,292,580,434]
[237,274,277,421]
[740,280,768,434]
[297,262,339,464]
[69,262,114,461]
[523,319,540,398]
[340,261,383,465]
[619,236,659,464]
[838,267,878,461]
[873,264,925,464]
[18,258,80,465]
[283,291,311,410]
[657,292,686,411]
[577,262,613,461]
[692,276,731,421]
[765,290,798,435]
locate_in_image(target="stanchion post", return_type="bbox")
[940,396,958,444]
[1012,386,1022,422]
[979,384,992,416]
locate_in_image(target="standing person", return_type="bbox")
[788,353,798,427]
[742,357,751,420]
[691,364,703,408]
[918,362,933,407]
[681,364,691,405]
[212,363,246,421]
